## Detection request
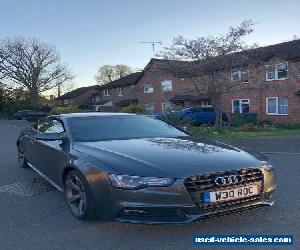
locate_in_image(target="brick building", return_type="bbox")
[56,85,98,108]
[62,39,300,123]
[91,72,143,112]
[92,59,210,113]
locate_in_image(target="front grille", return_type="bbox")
[184,168,264,212]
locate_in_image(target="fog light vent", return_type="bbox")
[122,208,149,216]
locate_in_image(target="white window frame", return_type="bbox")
[161,102,172,113]
[161,80,172,92]
[116,87,124,96]
[103,89,110,96]
[266,97,289,115]
[144,83,154,93]
[145,103,154,114]
[266,62,288,81]
[231,99,250,114]
[231,68,249,83]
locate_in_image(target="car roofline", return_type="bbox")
[52,112,137,119]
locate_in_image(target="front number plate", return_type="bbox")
[203,183,260,204]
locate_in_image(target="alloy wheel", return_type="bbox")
[65,173,87,218]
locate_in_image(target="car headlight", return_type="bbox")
[108,174,175,190]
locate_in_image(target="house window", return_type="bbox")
[161,80,172,92]
[201,101,212,107]
[145,103,154,115]
[266,97,288,115]
[266,62,288,81]
[162,102,172,113]
[116,87,124,96]
[144,83,154,93]
[231,68,249,83]
[94,95,101,103]
[232,99,250,113]
[103,89,110,96]
[277,63,288,79]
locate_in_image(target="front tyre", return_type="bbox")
[64,170,95,220]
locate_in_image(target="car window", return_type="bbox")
[187,108,197,113]
[34,118,50,132]
[34,118,65,133]
[203,107,214,112]
[44,119,65,134]
[198,107,204,111]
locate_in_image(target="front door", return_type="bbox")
[33,118,69,185]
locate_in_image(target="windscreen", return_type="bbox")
[70,115,187,142]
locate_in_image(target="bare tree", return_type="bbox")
[95,64,133,85]
[56,81,76,98]
[157,20,255,127]
[0,36,73,107]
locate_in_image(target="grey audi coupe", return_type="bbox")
[17,113,277,223]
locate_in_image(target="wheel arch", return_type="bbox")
[62,166,76,187]
[62,164,97,219]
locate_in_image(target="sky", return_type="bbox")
[1,0,300,92]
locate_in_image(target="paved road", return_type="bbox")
[0,120,299,250]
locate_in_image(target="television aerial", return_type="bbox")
[139,41,162,54]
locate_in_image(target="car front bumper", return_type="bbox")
[93,168,277,224]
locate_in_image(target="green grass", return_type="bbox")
[188,126,300,138]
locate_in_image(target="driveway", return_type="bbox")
[0,120,299,250]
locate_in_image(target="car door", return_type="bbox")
[191,107,204,123]
[21,118,50,167]
[182,107,197,121]
[33,118,70,185]
[202,107,216,124]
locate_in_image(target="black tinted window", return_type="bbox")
[191,107,203,112]
[203,107,214,112]
[70,115,187,142]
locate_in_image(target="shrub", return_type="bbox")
[241,124,257,132]
[275,123,300,129]
[38,105,52,113]
[256,120,274,127]
[49,106,82,115]
[231,112,257,127]
[156,111,183,126]
[122,104,145,114]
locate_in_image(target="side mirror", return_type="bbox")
[36,133,65,141]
